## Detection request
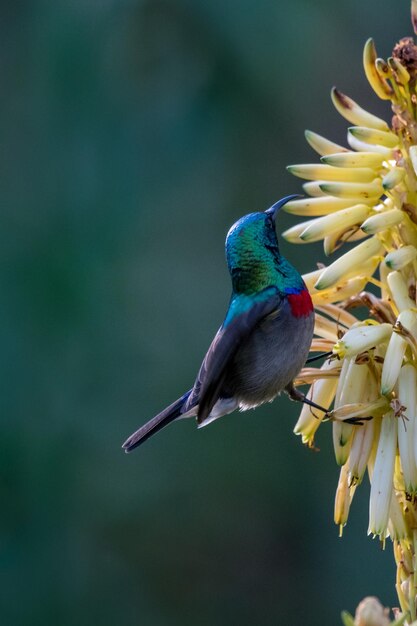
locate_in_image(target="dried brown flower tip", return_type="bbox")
[392,37,417,79]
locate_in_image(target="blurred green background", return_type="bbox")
[2,1,413,624]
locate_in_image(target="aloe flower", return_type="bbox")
[342,596,408,626]
[283,3,417,622]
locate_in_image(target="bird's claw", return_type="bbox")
[324,411,373,425]
[285,383,329,416]
[343,416,373,426]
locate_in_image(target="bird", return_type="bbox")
[122,194,325,453]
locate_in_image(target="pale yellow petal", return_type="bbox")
[361,209,404,234]
[334,464,354,530]
[322,151,385,168]
[281,219,317,243]
[368,411,397,539]
[333,322,392,358]
[398,364,417,494]
[330,398,390,421]
[310,276,370,305]
[347,132,394,157]
[380,328,408,395]
[382,167,405,190]
[387,271,416,312]
[331,87,389,130]
[314,237,383,290]
[323,227,368,256]
[283,196,371,216]
[349,417,375,486]
[385,246,417,270]
[363,38,393,100]
[333,357,369,465]
[302,181,328,197]
[300,204,370,242]
[287,163,376,183]
[314,313,342,341]
[293,359,339,444]
[304,130,348,156]
[319,179,383,200]
[315,303,358,328]
[387,56,410,85]
[349,126,399,149]
[409,145,417,178]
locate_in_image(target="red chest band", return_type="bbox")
[287,290,314,318]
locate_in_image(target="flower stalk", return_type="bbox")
[284,4,417,622]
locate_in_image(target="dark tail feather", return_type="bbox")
[122,391,191,453]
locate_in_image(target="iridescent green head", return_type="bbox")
[225,195,304,294]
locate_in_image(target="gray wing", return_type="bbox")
[194,289,282,424]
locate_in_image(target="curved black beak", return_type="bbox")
[265,194,303,223]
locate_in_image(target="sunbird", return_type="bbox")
[123,195,324,452]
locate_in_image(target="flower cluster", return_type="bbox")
[283,17,417,621]
[343,596,407,626]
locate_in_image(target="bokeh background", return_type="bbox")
[2,1,414,624]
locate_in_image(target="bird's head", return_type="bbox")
[225,195,300,272]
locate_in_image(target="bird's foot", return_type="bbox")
[285,383,328,416]
[285,384,374,426]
